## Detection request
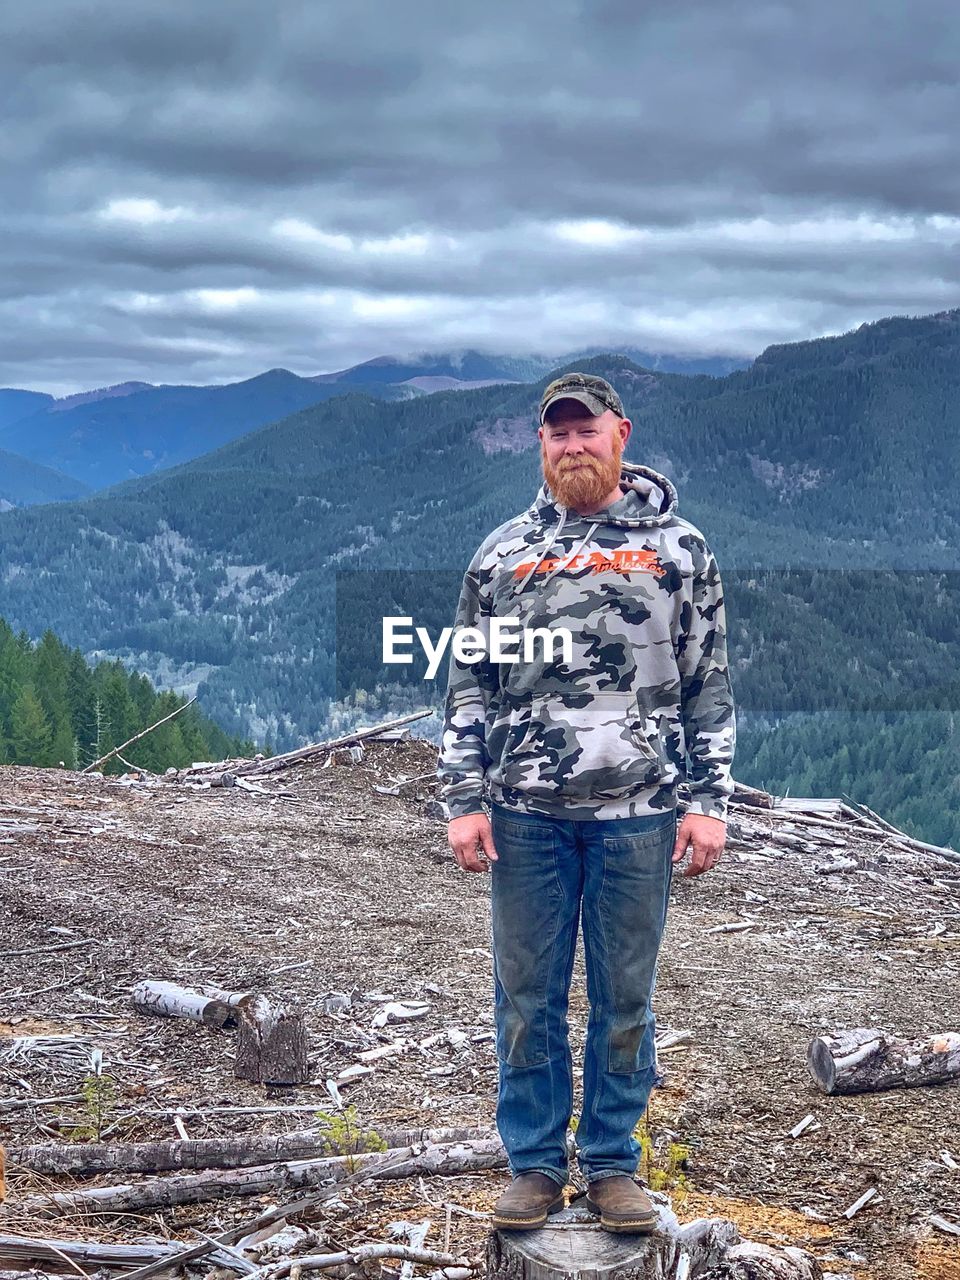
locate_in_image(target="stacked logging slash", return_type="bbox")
[171,711,436,795]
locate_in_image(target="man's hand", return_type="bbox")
[447,812,499,873]
[673,812,726,877]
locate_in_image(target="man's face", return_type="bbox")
[539,399,630,510]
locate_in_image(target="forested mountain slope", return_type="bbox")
[2,309,959,843]
[0,447,92,507]
[0,616,253,771]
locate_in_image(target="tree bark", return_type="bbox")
[9,1138,508,1219]
[235,995,309,1086]
[131,980,249,1029]
[702,1241,822,1278]
[10,1125,493,1176]
[0,1232,236,1270]
[807,1026,960,1094]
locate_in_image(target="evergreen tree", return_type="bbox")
[11,684,53,765]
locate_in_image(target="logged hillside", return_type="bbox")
[2,744,959,1280]
[1,311,960,840]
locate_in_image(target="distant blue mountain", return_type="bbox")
[0,345,752,495]
[0,369,393,492]
[0,447,91,507]
[0,389,54,430]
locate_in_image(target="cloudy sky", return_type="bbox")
[4,0,960,393]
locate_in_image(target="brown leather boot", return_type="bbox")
[490,1172,566,1229]
[585,1175,657,1233]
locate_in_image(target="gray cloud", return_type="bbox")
[2,0,960,392]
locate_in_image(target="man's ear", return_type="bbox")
[618,417,632,446]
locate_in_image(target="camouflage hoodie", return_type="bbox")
[438,461,736,822]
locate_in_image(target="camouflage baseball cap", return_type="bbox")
[539,372,624,425]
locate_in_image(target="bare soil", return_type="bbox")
[2,740,960,1279]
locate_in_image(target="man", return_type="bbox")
[437,372,736,1234]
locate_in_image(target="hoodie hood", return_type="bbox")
[526,460,679,529]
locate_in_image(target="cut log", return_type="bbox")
[132,980,250,1029]
[8,1138,508,1219]
[807,1026,960,1095]
[730,780,775,808]
[9,1125,495,1176]
[235,995,309,1086]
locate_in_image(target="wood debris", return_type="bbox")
[3,738,960,1276]
[807,1026,960,1095]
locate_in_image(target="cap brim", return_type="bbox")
[539,390,608,425]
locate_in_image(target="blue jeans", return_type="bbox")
[489,801,677,1187]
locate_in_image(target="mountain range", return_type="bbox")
[2,311,959,845]
[0,347,748,501]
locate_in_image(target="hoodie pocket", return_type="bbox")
[501,690,665,802]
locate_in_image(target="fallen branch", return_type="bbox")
[247,1244,475,1280]
[82,697,197,774]
[0,1271,64,1280]
[0,1093,83,1114]
[0,1232,239,1271]
[9,1138,508,1219]
[120,1149,426,1280]
[0,937,97,960]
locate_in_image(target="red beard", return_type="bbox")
[542,435,623,510]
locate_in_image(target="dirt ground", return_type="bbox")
[2,738,960,1280]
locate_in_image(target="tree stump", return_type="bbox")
[234,996,308,1085]
[807,1026,960,1095]
[487,1199,818,1280]
[487,1203,670,1280]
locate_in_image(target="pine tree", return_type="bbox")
[10,684,53,765]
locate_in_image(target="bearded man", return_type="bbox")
[437,372,736,1233]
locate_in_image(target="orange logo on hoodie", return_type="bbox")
[513,547,666,579]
